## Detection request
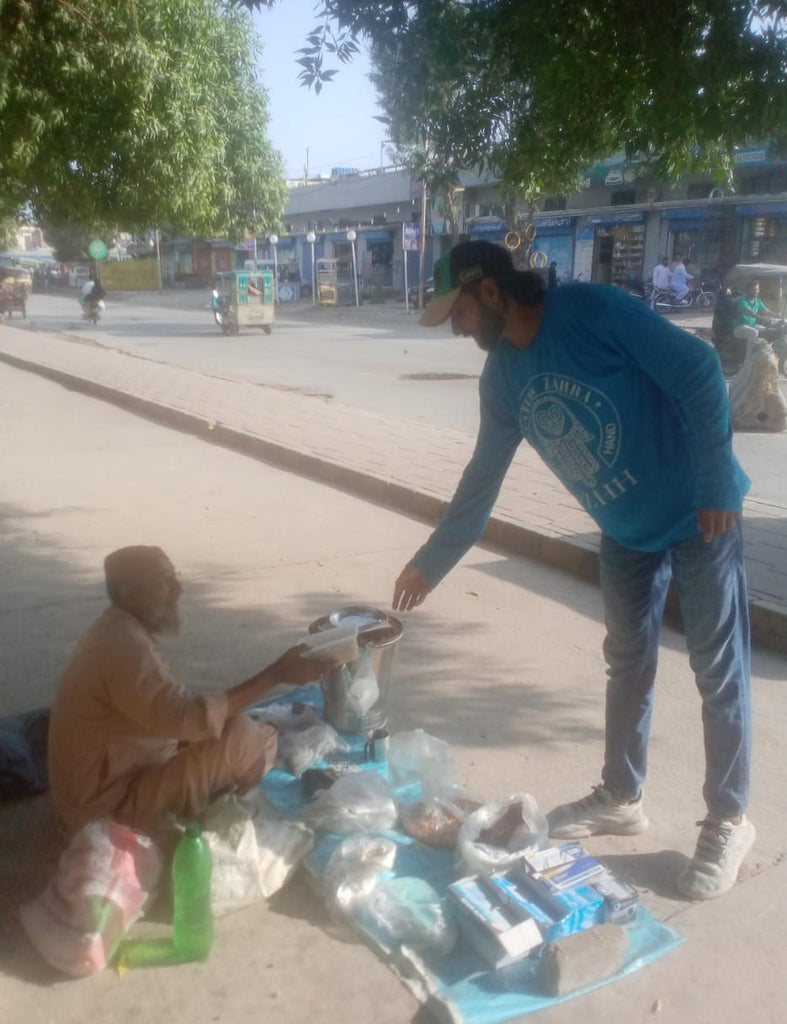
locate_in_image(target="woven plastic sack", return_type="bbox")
[19,818,162,976]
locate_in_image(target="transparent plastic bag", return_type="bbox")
[367,876,457,956]
[399,785,483,849]
[345,648,380,716]
[276,722,349,776]
[250,702,349,775]
[457,793,548,875]
[300,770,398,834]
[387,729,457,796]
[322,835,397,917]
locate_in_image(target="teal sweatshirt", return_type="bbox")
[413,283,750,587]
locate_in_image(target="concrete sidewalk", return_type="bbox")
[1,355,785,1024]
[0,317,785,651]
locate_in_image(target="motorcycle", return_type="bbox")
[651,279,715,314]
[620,275,649,301]
[82,297,104,324]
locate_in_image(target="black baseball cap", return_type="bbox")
[420,241,517,327]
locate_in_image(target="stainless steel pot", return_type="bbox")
[308,606,404,735]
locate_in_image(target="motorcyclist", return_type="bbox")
[650,257,671,308]
[80,278,106,318]
[668,255,693,302]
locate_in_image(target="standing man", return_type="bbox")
[650,256,671,307]
[392,241,754,901]
[49,546,319,837]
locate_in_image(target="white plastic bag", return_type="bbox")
[300,770,398,834]
[202,794,315,915]
[457,793,548,875]
[322,835,397,917]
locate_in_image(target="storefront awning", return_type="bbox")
[468,219,508,237]
[361,231,393,242]
[663,208,709,224]
[735,202,787,217]
[533,216,575,236]
[585,211,644,226]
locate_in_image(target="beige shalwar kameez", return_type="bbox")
[48,606,276,834]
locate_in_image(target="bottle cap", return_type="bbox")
[184,822,202,838]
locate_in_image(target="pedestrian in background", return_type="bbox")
[392,240,754,902]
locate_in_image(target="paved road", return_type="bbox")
[19,291,489,434]
[16,291,787,507]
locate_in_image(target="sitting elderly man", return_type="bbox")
[48,546,318,836]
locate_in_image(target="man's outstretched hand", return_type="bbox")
[270,644,323,686]
[392,566,431,612]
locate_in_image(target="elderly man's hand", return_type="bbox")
[271,644,322,685]
[392,565,431,612]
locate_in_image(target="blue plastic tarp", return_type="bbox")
[259,686,683,1024]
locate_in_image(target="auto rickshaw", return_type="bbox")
[211,269,274,335]
[0,265,32,319]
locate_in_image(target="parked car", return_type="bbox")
[408,277,434,308]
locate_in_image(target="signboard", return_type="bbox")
[403,223,421,252]
[88,239,108,261]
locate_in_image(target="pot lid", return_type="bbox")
[328,605,388,629]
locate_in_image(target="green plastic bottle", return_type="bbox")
[172,822,214,961]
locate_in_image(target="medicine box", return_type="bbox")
[447,875,543,969]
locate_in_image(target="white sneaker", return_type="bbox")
[677,816,756,900]
[546,784,649,839]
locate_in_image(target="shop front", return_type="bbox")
[736,201,787,264]
[662,207,739,282]
[258,238,300,302]
[531,216,575,283]
[359,229,394,290]
[574,211,645,286]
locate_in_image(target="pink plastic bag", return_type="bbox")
[19,818,162,976]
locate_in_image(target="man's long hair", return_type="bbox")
[450,240,547,308]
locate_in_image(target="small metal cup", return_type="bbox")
[364,728,390,762]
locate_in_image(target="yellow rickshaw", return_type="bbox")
[211,269,275,335]
[0,265,32,319]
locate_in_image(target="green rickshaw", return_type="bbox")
[211,269,275,335]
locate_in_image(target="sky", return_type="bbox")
[251,1,389,180]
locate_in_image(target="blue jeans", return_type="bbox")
[599,523,751,818]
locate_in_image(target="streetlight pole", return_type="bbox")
[418,179,428,311]
[155,227,163,293]
[306,230,316,304]
[346,229,359,307]
[268,234,278,303]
